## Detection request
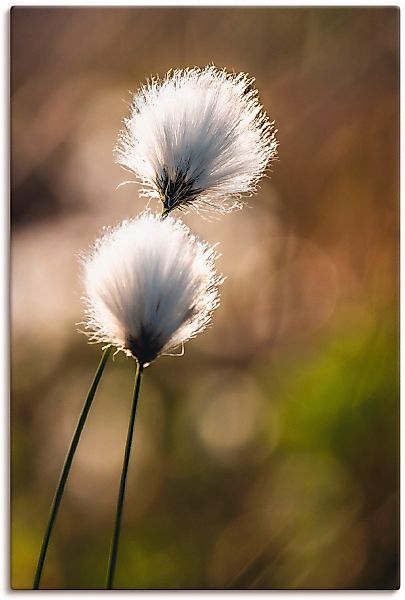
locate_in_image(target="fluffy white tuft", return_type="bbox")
[116,66,278,215]
[81,212,222,366]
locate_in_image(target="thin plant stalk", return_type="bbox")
[106,362,143,589]
[33,345,112,590]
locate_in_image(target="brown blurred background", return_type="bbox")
[10,7,399,590]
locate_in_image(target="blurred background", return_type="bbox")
[10,7,399,590]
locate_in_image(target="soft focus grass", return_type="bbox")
[11,309,398,589]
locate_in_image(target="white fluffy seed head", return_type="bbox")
[116,66,278,215]
[81,212,222,367]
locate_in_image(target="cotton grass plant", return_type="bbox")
[82,213,222,366]
[33,65,277,590]
[33,214,222,590]
[116,66,278,215]
[85,213,222,587]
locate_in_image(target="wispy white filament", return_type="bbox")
[116,66,278,214]
[81,212,222,366]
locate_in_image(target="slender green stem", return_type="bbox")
[106,361,143,589]
[33,345,112,590]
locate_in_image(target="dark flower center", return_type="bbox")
[156,166,202,212]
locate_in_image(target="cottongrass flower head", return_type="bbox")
[116,66,278,215]
[82,211,222,367]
